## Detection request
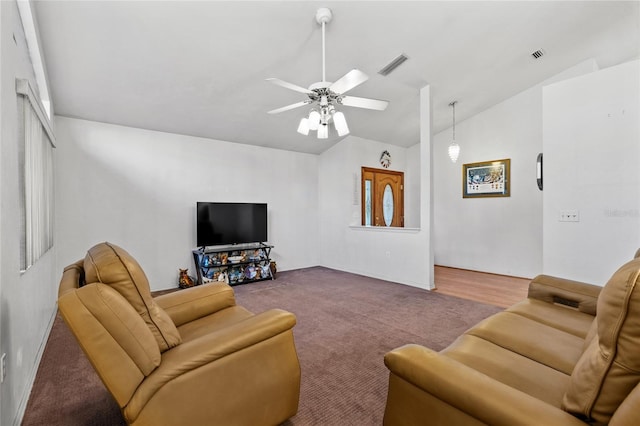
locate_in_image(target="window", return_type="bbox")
[361,167,404,227]
[16,79,56,271]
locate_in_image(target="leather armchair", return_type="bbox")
[58,242,300,426]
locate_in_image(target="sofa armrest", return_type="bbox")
[384,344,586,426]
[528,274,601,315]
[154,283,236,327]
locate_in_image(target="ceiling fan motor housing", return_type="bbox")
[315,7,333,25]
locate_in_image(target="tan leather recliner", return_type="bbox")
[384,253,640,425]
[57,242,300,426]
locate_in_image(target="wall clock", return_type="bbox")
[380,150,391,168]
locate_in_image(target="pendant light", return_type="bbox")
[448,101,460,163]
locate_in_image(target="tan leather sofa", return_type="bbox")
[384,255,640,426]
[58,242,300,426]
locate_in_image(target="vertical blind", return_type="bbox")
[16,79,56,271]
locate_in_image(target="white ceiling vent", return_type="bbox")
[378,54,409,76]
[531,49,545,59]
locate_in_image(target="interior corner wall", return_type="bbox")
[0,2,58,426]
[54,117,319,291]
[317,85,432,289]
[432,60,599,279]
[432,86,543,278]
[542,60,640,285]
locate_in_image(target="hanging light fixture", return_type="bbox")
[267,8,390,140]
[448,101,460,163]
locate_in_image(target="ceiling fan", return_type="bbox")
[266,7,389,139]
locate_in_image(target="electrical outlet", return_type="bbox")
[1,353,6,383]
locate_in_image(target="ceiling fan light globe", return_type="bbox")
[333,111,350,136]
[297,118,310,135]
[308,110,321,130]
[317,124,329,139]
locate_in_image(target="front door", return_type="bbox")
[361,167,404,227]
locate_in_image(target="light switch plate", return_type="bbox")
[559,210,580,222]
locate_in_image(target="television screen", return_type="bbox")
[196,202,267,247]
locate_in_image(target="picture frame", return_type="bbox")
[462,158,510,198]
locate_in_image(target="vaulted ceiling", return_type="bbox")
[33,1,640,154]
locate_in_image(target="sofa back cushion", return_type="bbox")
[562,257,640,424]
[75,283,162,375]
[84,242,181,352]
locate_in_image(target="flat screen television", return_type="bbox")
[196,202,267,247]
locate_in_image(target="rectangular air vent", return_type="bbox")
[531,49,545,59]
[378,54,409,76]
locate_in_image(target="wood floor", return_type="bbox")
[434,265,530,308]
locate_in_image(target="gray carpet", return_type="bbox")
[22,267,502,425]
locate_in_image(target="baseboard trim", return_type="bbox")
[13,306,58,426]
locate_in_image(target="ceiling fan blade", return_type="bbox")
[329,69,369,95]
[267,101,310,114]
[266,78,313,95]
[340,96,389,111]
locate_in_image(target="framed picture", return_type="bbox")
[462,158,510,198]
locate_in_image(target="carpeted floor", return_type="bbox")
[22,267,502,425]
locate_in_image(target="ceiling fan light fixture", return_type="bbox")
[297,117,310,135]
[317,123,329,139]
[333,111,349,136]
[308,110,320,130]
[266,7,389,142]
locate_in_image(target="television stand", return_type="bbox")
[192,242,274,286]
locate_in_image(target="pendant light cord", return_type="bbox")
[450,101,457,141]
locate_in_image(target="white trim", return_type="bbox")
[348,225,421,233]
[12,308,58,426]
[16,79,56,147]
[16,0,51,118]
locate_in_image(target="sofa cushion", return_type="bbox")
[465,312,584,375]
[76,283,161,375]
[178,305,254,343]
[442,334,571,407]
[507,299,594,338]
[84,242,181,352]
[562,257,640,424]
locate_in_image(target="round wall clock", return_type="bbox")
[380,150,391,168]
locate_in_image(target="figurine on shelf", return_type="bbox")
[261,264,271,279]
[178,268,195,289]
[221,253,228,265]
[270,261,277,279]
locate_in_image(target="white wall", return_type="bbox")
[405,143,421,228]
[55,117,319,291]
[0,2,58,425]
[543,60,640,285]
[318,86,432,289]
[432,60,598,278]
